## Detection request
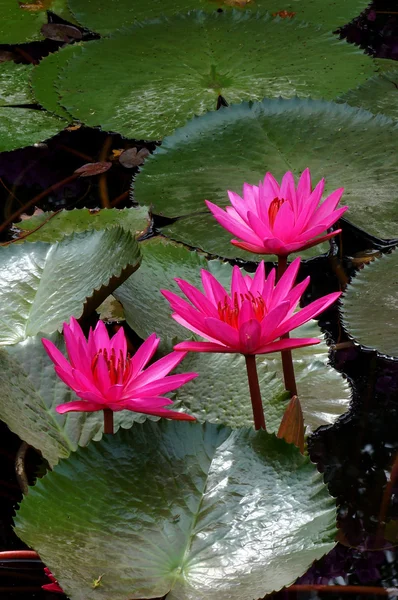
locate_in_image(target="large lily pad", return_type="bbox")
[115,237,351,432]
[339,68,398,122]
[1,335,143,467]
[0,227,141,345]
[135,98,398,249]
[67,0,370,36]
[56,11,375,140]
[341,250,398,358]
[13,206,150,243]
[0,106,66,152]
[15,422,336,600]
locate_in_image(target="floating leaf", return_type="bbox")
[67,0,370,35]
[31,44,83,120]
[119,147,150,168]
[339,67,398,122]
[0,62,33,105]
[0,0,76,43]
[15,422,336,600]
[13,206,150,243]
[1,335,143,467]
[74,161,112,176]
[341,250,398,358]
[0,227,141,345]
[56,12,376,140]
[115,238,351,432]
[135,98,398,247]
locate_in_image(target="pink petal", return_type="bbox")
[231,265,249,297]
[227,190,250,223]
[247,210,272,240]
[283,229,341,253]
[110,326,127,358]
[283,276,311,318]
[133,372,198,397]
[206,200,262,242]
[131,350,188,389]
[230,239,269,254]
[248,261,266,295]
[172,314,220,343]
[63,323,81,368]
[56,401,101,413]
[264,172,281,198]
[261,267,276,307]
[131,333,160,375]
[42,338,72,373]
[238,299,256,328]
[293,178,325,233]
[260,301,291,342]
[93,320,110,352]
[274,292,341,337]
[280,171,297,208]
[238,319,262,354]
[203,317,240,348]
[174,341,235,353]
[54,365,79,390]
[256,337,320,354]
[76,389,107,404]
[93,352,111,393]
[201,269,229,305]
[242,183,260,213]
[296,168,312,208]
[270,257,301,307]
[272,200,296,240]
[174,278,218,317]
[308,188,344,226]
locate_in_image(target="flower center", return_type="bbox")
[91,348,132,386]
[268,197,286,228]
[217,292,267,329]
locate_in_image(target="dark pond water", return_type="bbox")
[1,1,398,598]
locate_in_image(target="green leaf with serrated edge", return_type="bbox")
[31,44,83,120]
[15,422,336,600]
[0,107,66,152]
[135,98,398,246]
[115,238,351,432]
[0,62,33,106]
[341,250,398,358]
[172,321,351,435]
[338,67,398,122]
[67,0,370,35]
[56,12,376,140]
[13,207,150,243]
[161,213,330,262]
[2,334,146,466]
[0,227,140,345]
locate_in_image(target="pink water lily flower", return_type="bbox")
[42,568,64,594]
[162,258,341,355]
[205,168,348,256]
[42,318,197,420]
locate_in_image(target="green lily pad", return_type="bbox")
[31,44,83,120]
[2,335,144,467]
[13,206,150,243]
[135,98,398,248]
[67,0,370,36]
[56,12,376,140]
[172,320,351,434]
[115,237,351,432]
[339,67,398,122]
[341,250,398,358]
[15,422,336,600]
[0,227,141,345]
[0,62,33,105]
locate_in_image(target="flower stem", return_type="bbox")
[244,355,266,430]
[103,409,114,435]
[277,255,298,398]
